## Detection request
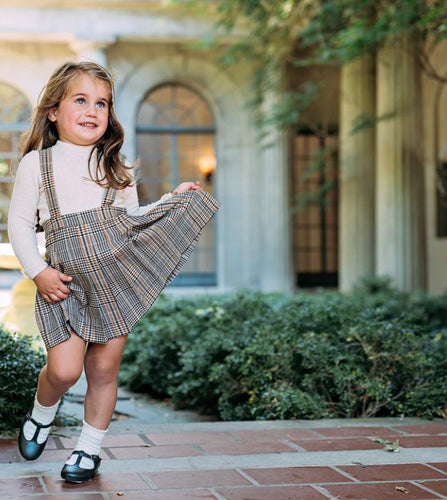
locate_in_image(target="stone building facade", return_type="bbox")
[0,1,445,294]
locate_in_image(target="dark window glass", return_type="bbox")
[292,130,339,288]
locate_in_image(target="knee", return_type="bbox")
[45,364,82,391]
[84,357,118,386]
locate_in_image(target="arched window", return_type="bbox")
[0,83,31,242]
[136,83,217,286]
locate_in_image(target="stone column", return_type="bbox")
[375,35,426,290]
[255,64,294,293]
[260,128,294,292]
[259,113,294,293]
[339,54,376,290]
[70,39,112,66]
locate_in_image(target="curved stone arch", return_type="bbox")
[137,80,217,132]
[0,76,35,109]
[116,55,250,161]
[116,55,260,291]
[0,80,32,122]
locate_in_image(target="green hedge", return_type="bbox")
[119,279,447,421]
[0,328,45,434]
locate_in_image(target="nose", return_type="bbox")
[86,103,97,117]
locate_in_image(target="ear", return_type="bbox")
[48,107,57,122]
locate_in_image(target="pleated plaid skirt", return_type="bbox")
[35,148,220,350]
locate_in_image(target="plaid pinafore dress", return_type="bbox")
[36,148,220,350]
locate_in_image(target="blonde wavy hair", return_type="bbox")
[19,61,133,189]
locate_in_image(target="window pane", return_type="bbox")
[138,84,214,128]
[177,134,215,182]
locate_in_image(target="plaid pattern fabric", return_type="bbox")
[35,148,220,350]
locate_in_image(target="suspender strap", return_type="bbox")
[102,186,117,206]
[39,148,63,228]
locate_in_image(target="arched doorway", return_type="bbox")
[136,83,217,286]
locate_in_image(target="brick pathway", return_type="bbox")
[1,419,447,499]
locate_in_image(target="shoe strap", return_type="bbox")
[28,415,53,429]
[27,414,53,442]
[71,449,97,465]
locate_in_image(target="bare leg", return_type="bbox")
[83,335,128,430]
[36,333,87,406]
[19,333,87,460]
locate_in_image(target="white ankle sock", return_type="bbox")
[66,420,108,469]
[23,397,60,444]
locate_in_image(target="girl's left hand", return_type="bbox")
[173,181,203,195]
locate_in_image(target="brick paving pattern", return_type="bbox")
[1,420,447,499]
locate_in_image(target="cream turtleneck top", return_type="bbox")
[8,141,172,279]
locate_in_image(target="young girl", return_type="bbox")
[8,61,219,484]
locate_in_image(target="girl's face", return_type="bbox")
[48,73,110,146]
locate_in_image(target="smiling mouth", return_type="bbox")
[80,122,97,128]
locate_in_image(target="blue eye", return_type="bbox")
[75,97,86,105]
[96,101,107,109]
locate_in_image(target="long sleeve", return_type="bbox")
[117,175,173,215]
[8,152,48,279]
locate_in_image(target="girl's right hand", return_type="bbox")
[33,267,73,304]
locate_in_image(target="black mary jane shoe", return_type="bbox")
[61,450,101,484]
[18,414,52,461]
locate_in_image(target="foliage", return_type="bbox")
[212,0,446,77]
[199,0,447,201]
[226,4,440,76]
[119,294,219,397]
[119,283,447,421]
[0,328,45,435]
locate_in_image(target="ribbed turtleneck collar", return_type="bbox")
[53,140,96,157]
